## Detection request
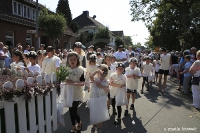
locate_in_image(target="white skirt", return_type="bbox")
[89,95,110,125]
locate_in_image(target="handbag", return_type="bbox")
[191,77,200,86]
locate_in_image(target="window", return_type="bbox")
[24,5,27,17]
[13,1,17,14]
[13,1,22,16]
[27,7,30,18]
[32,9,36,20]
[5,31,14,47]
[18,3,21,15]
[26,34,32,46]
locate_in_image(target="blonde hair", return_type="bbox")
[197,50,200,57]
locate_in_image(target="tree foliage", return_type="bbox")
[124,36,133,48]
[130,0,200,49]
[56,0,72,25]
[115,37,124,48]
[77,32,94,46]
[39,8,66,42]
[94,27,111,49]
[69,21,79,33]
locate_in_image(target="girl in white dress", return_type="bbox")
[65,52,85,133]
[141,56,154,94]
[110,62,126,125]
[27,51,41,74]
[103,54,116,113]
[85,54,99,92]
[153,57,161,84]
[23,52,31,67]
[90,64,110,133]
[10,50,26,71]
[111,55,117,67]
[124,57,141,116]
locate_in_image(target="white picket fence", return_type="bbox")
[0,72,58,133]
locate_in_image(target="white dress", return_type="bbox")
[63,66,85,103]
[89,77,109,125]
[107,64,116,98]
[125,67,141,90]
[85,64,98,88]
[110,73,127,106]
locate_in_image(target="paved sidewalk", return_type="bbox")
[54,78,200,133]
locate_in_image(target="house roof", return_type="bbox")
[72,11,105,29]
[111,31,124,38]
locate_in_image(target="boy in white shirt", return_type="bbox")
[124,57,141,116]
[141,56,153,94]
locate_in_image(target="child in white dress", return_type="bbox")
[103,54,116,113]
[124,57,141,116]
[85,54,99,92]
[90,64,110,133]
[27,51,41,74]
[141,56,154,94]
[110,62,126,125]
[10,50,26,71]
[153,57,161,84]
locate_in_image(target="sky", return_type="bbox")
[36,0,149,45]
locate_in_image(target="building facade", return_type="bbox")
[0,0,77,50]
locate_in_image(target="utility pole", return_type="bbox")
[36,0,39,50]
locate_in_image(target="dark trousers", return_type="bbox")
[69,101,80,126]
[112,98,122,119]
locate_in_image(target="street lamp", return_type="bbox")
[36,0,39,50]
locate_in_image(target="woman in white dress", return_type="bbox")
[65,52,85,133]
[41,46,60,74]
[89,64,110,133]
[189,50,200,109]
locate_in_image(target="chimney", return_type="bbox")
[82,11,89,17]
[93,15,96,19]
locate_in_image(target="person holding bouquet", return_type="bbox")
[65,52,85,133]
[10,50,26,71]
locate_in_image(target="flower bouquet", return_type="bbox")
[55,66,71,96]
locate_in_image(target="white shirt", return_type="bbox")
[23,50,29,54]
[114,51,127,63]
[160,54,171,70]
[41,56,60,74]
[28,64,41,74]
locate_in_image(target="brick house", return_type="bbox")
[0,0,77,50]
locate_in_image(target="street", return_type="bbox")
[54,78,200,133]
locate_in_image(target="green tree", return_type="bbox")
[56,0,72,25]
[69,21,79,33]
[115,37,124,48]
[130,0,200,47]
[124,36,133,48]
[77,32,94,46]
[94,27,111,49]
[39,8,66,45]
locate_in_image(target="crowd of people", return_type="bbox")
[0,41,199,133]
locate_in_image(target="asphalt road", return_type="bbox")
[54,78,200,133]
